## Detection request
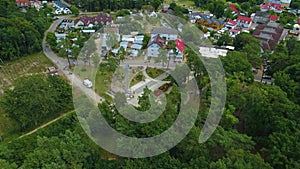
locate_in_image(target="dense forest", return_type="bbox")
[65,0,163,11]
[0,0,52,62]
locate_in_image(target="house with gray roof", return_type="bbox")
[150,28,178,41]
[147,35,166,57]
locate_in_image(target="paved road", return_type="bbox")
[43,16,105,104]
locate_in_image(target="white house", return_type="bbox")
[55,33,67,43]
[134,35,144,44]
[237,16,252,28]
[147,35,165,57]
[122,35,135,42]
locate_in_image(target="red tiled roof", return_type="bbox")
[260,5,269,9]
[261,2,283,11]
[16,0,31,6]
[175,38,184,52]
[237,16,252,23]
[230,29,240,33]
[227,19,237,25]
[269,15,279,21]
[229,4,238,12]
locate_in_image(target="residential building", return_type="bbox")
[281,0,292,8]
[225,19,238,29]
[260,2,283,13]
[269,14,279,22]
[31,0,43,10]
[134,35,144,44]
[251,12,271,24]
[237,16,252,28]
[230,29,241,38]
[59,19,75,30]
[196,13,224,30]
[150,28,178,41]
[74,13,113,29]
[228,4,239,13]
[252,21,286,51]
[16,0,31,8]
[147,35,165,57]
[174,38,184,62]
[55,33,67,43]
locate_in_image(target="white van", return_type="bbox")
[83,79,93,88]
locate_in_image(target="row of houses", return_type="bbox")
[58,13,113,31]
[74,13,113,29]
[99,27,184,61]
[190,12,225,30]
[101,28,145,57]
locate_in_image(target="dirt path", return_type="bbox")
[18,111,72,139]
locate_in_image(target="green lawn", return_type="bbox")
[177,0,195,7]
[130,71,146,87]
[146,67,165,79]
[95,71,114,100]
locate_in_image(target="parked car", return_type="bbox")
[262,75,272,80]
[83,79,93,88]
[48,66,58,76]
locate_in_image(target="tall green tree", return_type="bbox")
[1,75,72,131]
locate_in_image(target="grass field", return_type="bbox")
[0,52,54,95]
[130,71,146,87]
[146,67,165,79]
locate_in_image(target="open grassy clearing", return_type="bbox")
[177,0,195,7]
[0,52,54,95]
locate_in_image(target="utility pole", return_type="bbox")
[124,64,132,97]
[65,36,72,68]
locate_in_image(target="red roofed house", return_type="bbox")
[229,4,238,13]
[237,16,252,28]
[269,15,279,21]
[225,19,238,29]
[16,0,31,8]
[174,38,185,62]
[260,2,283,13]
[230,29,241,38]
